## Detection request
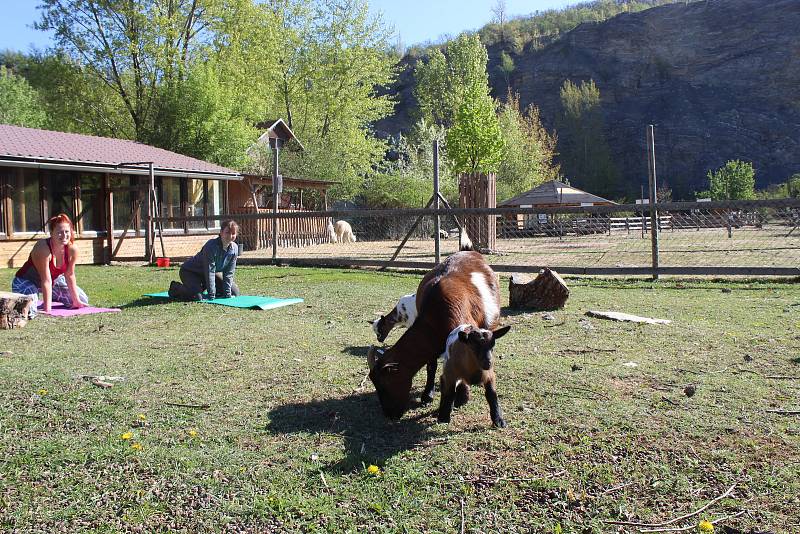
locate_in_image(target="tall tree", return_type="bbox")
[707,160,755,200]
[491,0,508,45]
[445,84,504,175]
[557,79,619,197]
[35,0,228,141]
[414,33,491,128]
[247,0,398,200]
[496,91,560,201]
[0,65,48,128]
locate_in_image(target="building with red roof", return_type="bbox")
[0,124,241,265]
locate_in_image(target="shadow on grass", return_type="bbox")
[340,345,370,358]
[121,297,175,309]
[267,391,438,473]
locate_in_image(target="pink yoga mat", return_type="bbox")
[39,302,121,317]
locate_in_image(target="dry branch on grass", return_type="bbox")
[165,401,211,409]
[766,409,800,415]
[603,483,736,528]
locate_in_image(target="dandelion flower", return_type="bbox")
[37,388,48,396]
[121,431,133,441]
[698,520,714,532]
[366,464,381,476]
[137,413,146,421]
[188,429,198,438]
[131,442,143,451]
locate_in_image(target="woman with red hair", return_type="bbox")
[12,213,89,317]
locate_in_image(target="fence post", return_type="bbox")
[271,141,281,261]
[433,139,441,264]
[646,125,660,280]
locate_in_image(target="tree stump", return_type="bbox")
[0,292,34,329]
[508,269,569,310]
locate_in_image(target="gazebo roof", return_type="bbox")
[500,180,616,206]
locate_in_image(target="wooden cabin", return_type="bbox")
[0,124,241,266]
[499,180,617,236]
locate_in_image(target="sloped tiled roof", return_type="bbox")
[500,180,616,206]
[0,124,240,177]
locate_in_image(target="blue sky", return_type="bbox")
[0,0,577,52]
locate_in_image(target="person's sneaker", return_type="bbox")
[168,281,182,299]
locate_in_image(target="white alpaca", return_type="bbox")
[334,220,356,243]
[327,220,337,243]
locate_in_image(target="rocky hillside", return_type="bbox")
[378,0,800,198]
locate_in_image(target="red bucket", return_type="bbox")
[156,257,171,268]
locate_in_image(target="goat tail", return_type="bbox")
[459,228,473,251]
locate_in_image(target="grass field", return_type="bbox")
[1,265,799,532]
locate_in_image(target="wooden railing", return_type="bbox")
[230,207,332,251]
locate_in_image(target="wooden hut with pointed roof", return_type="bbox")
[499,180,616,235]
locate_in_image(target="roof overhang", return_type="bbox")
[0,157,242,181]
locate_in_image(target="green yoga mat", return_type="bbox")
[145,292,303,310]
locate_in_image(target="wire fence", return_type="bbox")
[158,198,800,277]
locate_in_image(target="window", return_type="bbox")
[187,179,205,229]
[157,178,182,230]
[207,180,223,229]
[10,169,42,233]
[77,174,103,232]
[110,176,142,233]
[186,179,224,230]
[46,171,76,221]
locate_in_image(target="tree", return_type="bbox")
[707,160,755,200]
[786,174,800,198]
[35,0,239,141]
[497,51,514,90]
[491,0,507,45]
[496,91,559,201]
[250,0,398,200]
[445,85,504,175]
[557,79,619,197]
[0,65,48,128]
[414,33,491,128]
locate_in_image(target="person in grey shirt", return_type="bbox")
[168,220,240,301]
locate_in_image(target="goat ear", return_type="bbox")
[367,346,379,371]
[492,325,511,340]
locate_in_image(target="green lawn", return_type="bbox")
[1,266,798,532]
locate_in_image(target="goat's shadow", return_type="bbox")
[339,345,371,359]
[267,391,439,473]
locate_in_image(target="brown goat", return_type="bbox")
[367,241,501,421]
[437,324,511,427]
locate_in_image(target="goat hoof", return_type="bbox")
[420,391,435,404]
[493,418,507,428]
[437,415,451,424]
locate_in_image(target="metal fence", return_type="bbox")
[159,198,800,277]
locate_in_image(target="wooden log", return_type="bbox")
[0,291,35,329]
[508,268,569,310]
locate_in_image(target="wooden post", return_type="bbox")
[271,142,280,261]
[646,125,660,280]
[145,167,153,263]
[433,139,441,264]
[104,173,114,264]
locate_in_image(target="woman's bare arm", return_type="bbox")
[30,241,53,312]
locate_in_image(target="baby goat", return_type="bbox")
[370,293,417,342]
[438,324,511,428]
